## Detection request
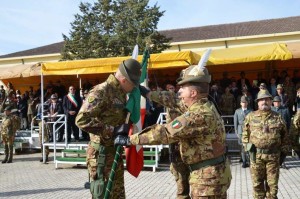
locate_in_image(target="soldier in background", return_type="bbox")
[234,96,252,168]
[35,100,50,162]
[147,81,190,198]
[242,89,289,199]
[271,96,291,130]
[220,86,236,116]
[116,64,232,198]
[1,106,19,163]
[276,84,289,108]
[76,59,141,199]
[0,85,5,102]
[290,110,300,158]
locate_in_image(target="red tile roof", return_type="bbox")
[1,16,300,58]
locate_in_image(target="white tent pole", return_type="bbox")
[41,72,45,163]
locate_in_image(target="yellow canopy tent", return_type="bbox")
[200,42,297,80]
[41,51,200,75]
[1,42,299,92]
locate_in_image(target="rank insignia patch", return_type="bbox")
[172,120,182,129]
[88,96,95,103]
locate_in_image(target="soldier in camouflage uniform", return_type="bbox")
[220,86,236,115]
[148,85,190,199]
[76,59,141,199]
[1,106,17,163]
[290,110,300,158]
[167,106,190,199]
[242,89,289,199]
[35,101,50,162]
[116,64,232,198]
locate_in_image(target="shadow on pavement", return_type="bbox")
[0,187,83,197]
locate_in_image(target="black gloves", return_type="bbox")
[113,124,130,137]
[139,85,150,98]
[114,135,131,147]
[113,124,131,147]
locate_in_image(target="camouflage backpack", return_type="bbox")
[11,115,21,132]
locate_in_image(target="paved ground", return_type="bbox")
[1,152,300,199]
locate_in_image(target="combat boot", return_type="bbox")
[2,145,8,163]
[6,145,13,163]
[40,155,49,163]
[1,155,8,164]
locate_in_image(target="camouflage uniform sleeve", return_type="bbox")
[290,113,300,150]
[149,91,184,112]
[242,113,251,144]
[279,116,290,154]
[130,111,210,145]
[76,85,109,134]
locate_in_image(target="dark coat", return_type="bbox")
[62,94,82,116]
[271,106,291,129]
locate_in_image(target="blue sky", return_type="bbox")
[1,0,300,55]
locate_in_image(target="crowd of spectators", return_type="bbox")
[1,69,300,142]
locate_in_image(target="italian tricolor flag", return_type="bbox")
[125,49,150,177]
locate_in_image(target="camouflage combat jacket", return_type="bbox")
[242,110,289,153]
[75,75,127,146]
[148,90,186,122]
[290,111,300,150]
[130,98,226,165]
[1,115,13,137]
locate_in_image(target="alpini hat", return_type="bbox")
[240,96,248,103]
[177,65,211,85]
[177,49,212,85]
[277,84,283,89]
[273,96,281,102]
[256,89,273,101]
[119,59,142,87]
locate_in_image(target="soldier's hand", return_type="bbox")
[113,124,130,137]
[114,135,131,147]
[139,85,150,98]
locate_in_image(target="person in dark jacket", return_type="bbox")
[17,95,28,130]
[48,94,64,142]
[272,96,291,130]
[63,86,82,142]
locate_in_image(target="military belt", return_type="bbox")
[90,141,115,153]
[256,148,280,154]
[188,155,225,172]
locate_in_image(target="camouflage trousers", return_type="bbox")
[170,161,191,199]
[38,121,50,156]
[86,142,125,199]
[1,134,14,161]
[189,159,232,198]
[250,153,280,199]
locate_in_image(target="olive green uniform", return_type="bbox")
[220,93,236,115]
[290,111,300,153]
[150,90,190,199]
[76,75,128,199]
[38,120,50,157]
[130,98,232,198]
[1,115,15,163]
[242,110,289,199]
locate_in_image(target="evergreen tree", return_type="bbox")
[61,0,171,60]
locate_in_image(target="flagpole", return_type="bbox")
[104,113,130,199]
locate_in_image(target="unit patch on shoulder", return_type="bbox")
[88,96,95,103]
[172,120,182,129]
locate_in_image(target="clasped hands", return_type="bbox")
[113,124,131,147]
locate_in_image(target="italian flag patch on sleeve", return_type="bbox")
[172,120,182,129]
